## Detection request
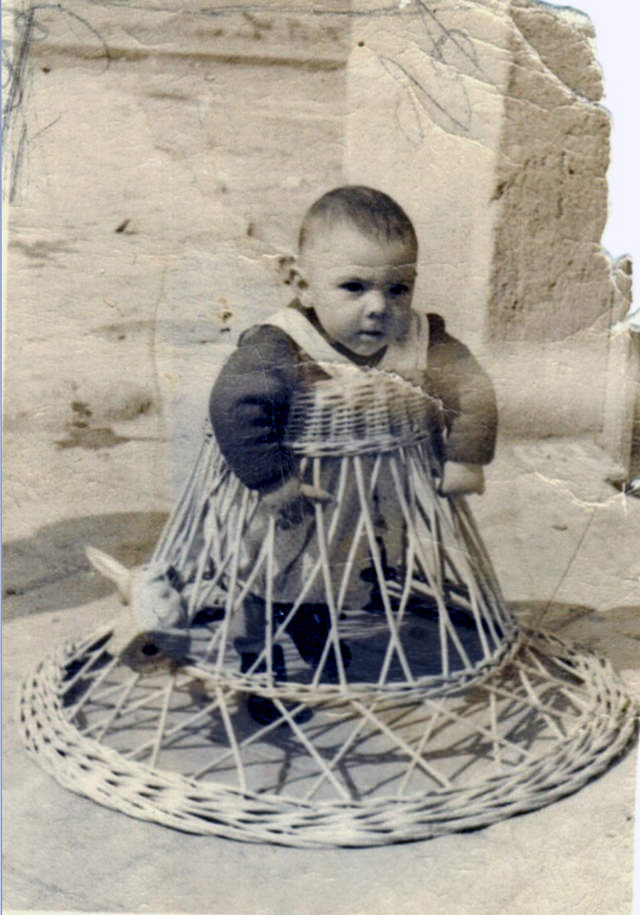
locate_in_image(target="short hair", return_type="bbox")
[298,186,418,254]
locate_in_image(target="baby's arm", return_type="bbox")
[209,325,330,518]
[209,325,299,492]
[426,314,497,495]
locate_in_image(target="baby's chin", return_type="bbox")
[346,331,390,356]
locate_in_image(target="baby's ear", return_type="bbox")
[277,254,297,287]
[278,254,309,308]
[277,254,310,306]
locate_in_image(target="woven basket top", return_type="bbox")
[284,364,442,457]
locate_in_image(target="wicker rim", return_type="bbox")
[182,629,522,702]
[285,366,443,457]
[19,627,637,848]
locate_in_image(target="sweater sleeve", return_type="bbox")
[209,325,300,491]
[426,314,498,465]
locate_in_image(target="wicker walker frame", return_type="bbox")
[20,367,637,847]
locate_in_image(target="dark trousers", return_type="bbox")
[234,594,342,673]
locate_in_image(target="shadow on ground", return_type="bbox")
[2,512,168,620]
[4,516,639,679]
[509,600,640,674]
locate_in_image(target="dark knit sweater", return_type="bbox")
[210,306,497,492]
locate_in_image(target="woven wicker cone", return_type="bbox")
[19,366,638,846]
[145,367,519,697]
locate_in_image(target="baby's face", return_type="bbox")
[297,222,417,358]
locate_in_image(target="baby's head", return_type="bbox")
[294,186,418,357]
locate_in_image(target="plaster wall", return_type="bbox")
[3,0,629,454]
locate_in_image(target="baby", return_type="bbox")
[210,185,497,722]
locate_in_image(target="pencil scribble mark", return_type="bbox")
[30,111,61,139]
[8,122,28,201]
[379,55,471,143]
[2,6,36,149]
[414,0,483,78]
[2,3,110,201]
[374,0,487,144]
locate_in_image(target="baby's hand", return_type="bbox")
[261,477,332,527]
[439,462,485,496]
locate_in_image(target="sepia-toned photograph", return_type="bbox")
[3,0,639,912]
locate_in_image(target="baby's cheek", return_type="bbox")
[394,307,412,335]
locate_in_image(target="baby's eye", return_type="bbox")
[388,283,410,297]
[339,281,366,294]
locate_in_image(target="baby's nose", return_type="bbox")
[363,289,388,316]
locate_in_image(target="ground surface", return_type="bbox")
[3,429,639,914]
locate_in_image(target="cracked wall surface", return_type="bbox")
[487,1,625,437]
[345,0,629,439]
[489,0,612,342]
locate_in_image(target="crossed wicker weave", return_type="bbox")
[20,366,637,846]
